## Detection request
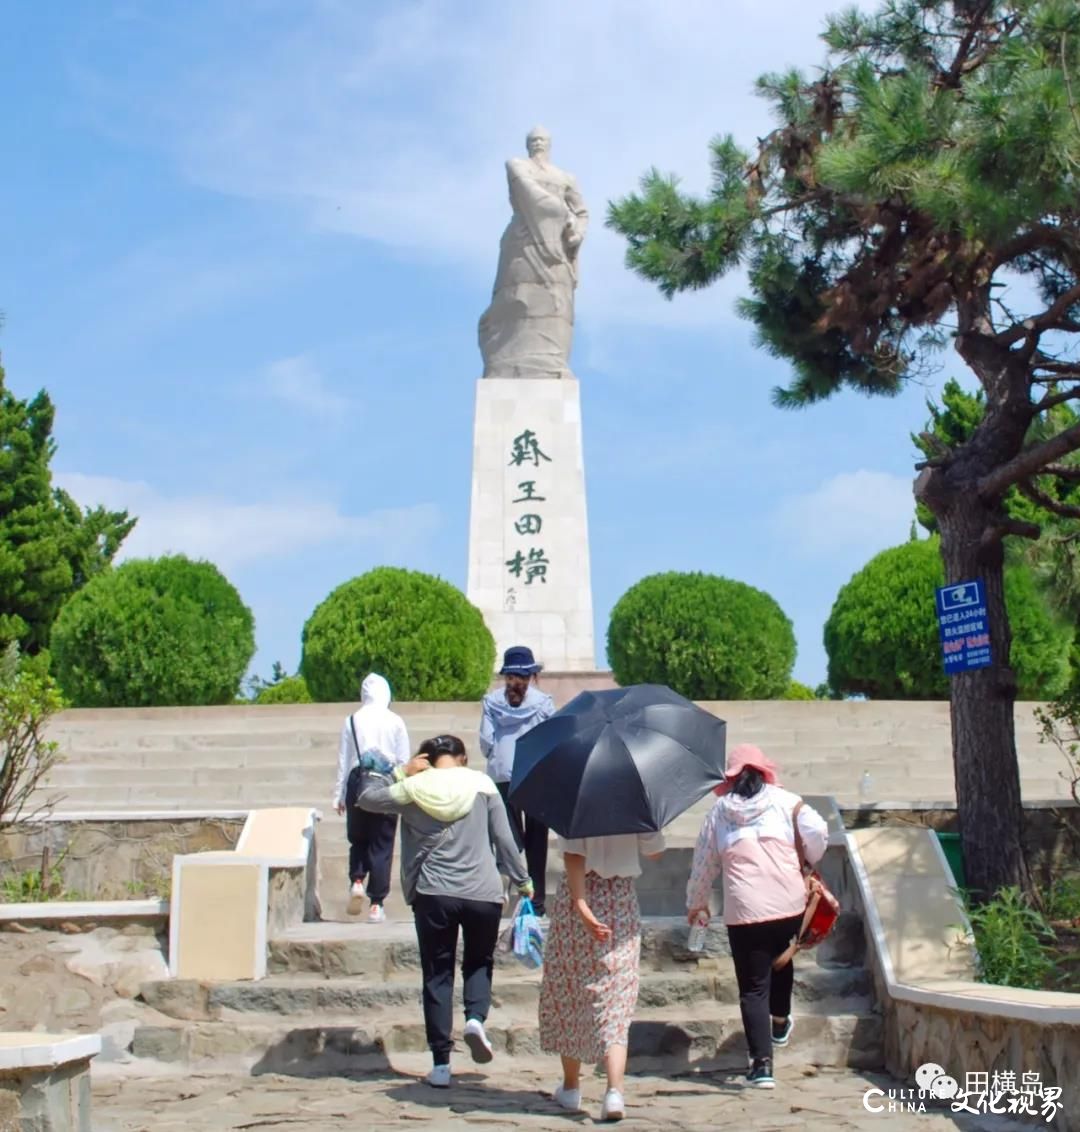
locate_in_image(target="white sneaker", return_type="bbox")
[426,1064,451,1088]
[463,1018,493,1064]
[601,1088,625,1121]
[347,881,365,915]
[553,1083,582,1111]
[368,903,386,924]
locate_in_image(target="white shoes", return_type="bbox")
[347,881,365,916]
[463,1018,493,1064]
[601,1088,625,1121]
[426,1064,452,1088]
[553,1083,582,1112]
[368,903,386,924]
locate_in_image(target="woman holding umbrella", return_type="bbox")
[538,830,665,1121]
[685,744,829,1090]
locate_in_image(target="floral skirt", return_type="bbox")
[538,873,641,1063]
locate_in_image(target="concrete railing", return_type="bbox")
[847,826,1079,1129]
[169,807,319,981]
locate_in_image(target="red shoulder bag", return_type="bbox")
[772,800,840,970]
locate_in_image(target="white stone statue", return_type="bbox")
[478,127,588,380]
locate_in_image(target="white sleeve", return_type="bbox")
[393,718,412,767]
[796,802,830,866]
[637,831,666,856]
[333,719,354,808]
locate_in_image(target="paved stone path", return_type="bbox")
[92,1057,1033,1131]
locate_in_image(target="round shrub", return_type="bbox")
[50,555,255,707]
[825,537,1071,699]
[300,567,495,702]
[783,680,817,701]
[255,675,313,704]
[606,571,796,699]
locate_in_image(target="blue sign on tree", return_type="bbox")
[935,579,992,675]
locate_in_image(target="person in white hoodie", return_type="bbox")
[686,744,829,1090]
[358,734,532,1088]
[333,673,411,922]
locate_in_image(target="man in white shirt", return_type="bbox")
[334,673,411,922]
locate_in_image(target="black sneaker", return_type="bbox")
[771,1016,793,1046]
[746,1058,775,1089]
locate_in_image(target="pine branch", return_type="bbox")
[997,282,1080,347]
[978,420,1080,498]
[1016,478,1080,521]
[981,516,1042,548]
[1035,386,1080,413]
[1038,462,1080,481]
[938,0,996,91]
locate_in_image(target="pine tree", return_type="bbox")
[0,361,135,652]
[609,0,1080,899]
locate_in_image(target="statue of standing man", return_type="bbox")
[478,128,588,380]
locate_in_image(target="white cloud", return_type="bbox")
[55,472,441,573]
[773,470,919,559]
[264,355,352,417]
[87,0,840,332]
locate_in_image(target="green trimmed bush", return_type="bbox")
[300,567,494,702]
[783,680,817,701]
[255,675,313,704]
[50,555,255,707]
[825,537,1071,699]
[607,571,796,699]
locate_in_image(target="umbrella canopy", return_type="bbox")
[508,684,727,838]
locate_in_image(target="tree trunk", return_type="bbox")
[934,495,1028,900]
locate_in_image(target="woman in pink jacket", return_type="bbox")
[686,744,829,1089]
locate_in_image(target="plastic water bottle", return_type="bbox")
[859,770,873,803]
[687,913,709,952]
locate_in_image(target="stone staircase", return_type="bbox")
[40,699,1066,923]
[131,913,883,1076]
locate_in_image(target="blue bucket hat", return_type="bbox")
[500,645,542,676]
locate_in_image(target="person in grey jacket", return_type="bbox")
[358,734,532,1089]
[479,645,555,914]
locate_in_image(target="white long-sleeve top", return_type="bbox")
[333,674,411,808]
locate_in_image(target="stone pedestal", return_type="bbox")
[0,1034,100,1132]
[467,378,596,671]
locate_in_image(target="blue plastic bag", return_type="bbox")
[511,898,544,970]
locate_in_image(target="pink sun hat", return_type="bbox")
[713,743,781,796]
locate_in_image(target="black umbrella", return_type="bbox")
[508,684,727,838]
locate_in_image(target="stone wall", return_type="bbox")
[0,818,243,902]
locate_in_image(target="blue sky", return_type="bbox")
[1,0,950,688]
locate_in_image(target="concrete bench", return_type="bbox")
[0,1033,100,1132]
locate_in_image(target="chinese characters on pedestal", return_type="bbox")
[505,429,551,603]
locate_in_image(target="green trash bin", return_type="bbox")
[936,832,966,887]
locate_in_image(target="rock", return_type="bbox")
[131,1026,185,1062]
[58,922,86,934]
[18,954,56,977]
[113,952,169,999]
[140,980,211,1022]
[2,923,33,934]
[55,988,93,1015]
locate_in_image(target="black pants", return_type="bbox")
[727,913,804,1062]
[413,893,503,1065]
[496,781,548,914]
[345,768,397,904]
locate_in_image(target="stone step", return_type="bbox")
[140,963,872,1023]
[267,915,867,978]
[130,1001,884,1073]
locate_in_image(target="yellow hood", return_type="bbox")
[388,766,498,822]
